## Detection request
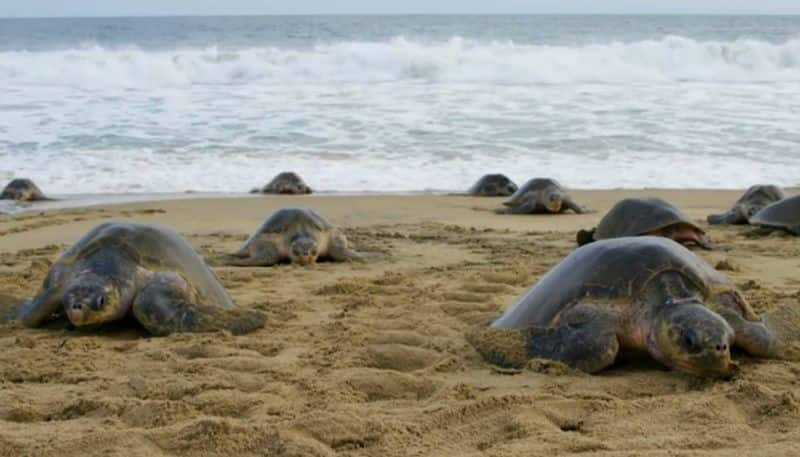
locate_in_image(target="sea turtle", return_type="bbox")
[708,185,785,225]
[228,208,376,266]
[467,174,518,197]
[252,172,312,195]
[1,178,50,202]
[496,178,588,214]
[15,222,266,336]
[749,195,800,235]
[576,197,711,249]
[467,236,800,377]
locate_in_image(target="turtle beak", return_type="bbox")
[65,300,90,325]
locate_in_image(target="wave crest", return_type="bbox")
[2,35,800,87]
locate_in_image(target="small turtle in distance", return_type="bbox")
[496,178,588,215]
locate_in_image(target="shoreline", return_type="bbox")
[2,186,798,216]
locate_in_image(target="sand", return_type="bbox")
[1,189,799,457]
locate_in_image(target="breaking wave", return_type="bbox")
[2,35,800,87]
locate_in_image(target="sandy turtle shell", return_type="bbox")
[498,178,587,214]
[468,237,799,376]
[504,178,562,207]
[708,185,785,225]
[749,195,800,235]
[229,208,375,266]
[252,172,312,195]
[467,174,518,197]
[17,222,265,335]
[1,178,50,202]
[577,197,709,248]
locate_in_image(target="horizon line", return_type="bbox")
[2,12,800,20]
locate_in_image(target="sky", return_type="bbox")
[1,0,800,18]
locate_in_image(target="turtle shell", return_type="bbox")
[1,178,46,201]
[749,195,800,234]
[250,208,332,236]
[593,198,702,241]
[467,174,518,196]
[264,172,311,194]
[491,236,739,330]
[57,222,235,309]
[504,178,563,206]
[735,185,785,208]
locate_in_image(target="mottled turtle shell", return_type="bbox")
[593,198,703,241]
[467,174,518,196]
[262,172,312,194]
[1,178,47,201]
[749,195,800,234]
[492,237,744,330]
[504,178,563,206]
[56,222,235,309]
[246,208,333,238]
[734,185,785,210]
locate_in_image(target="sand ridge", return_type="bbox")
[1,190,799,456]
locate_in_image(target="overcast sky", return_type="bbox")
[2,0,800,18]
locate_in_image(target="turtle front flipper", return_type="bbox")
[132,272,266,336]
[328,233,382,262]
[468,304,620,373]
[695,236,715,251]
[500,196,539,215]
[707,209,743,225]
[717,305,800,360]
[576,228,596,246]
[226,239,282,267]
[563,196,590,214]
[762,306,800,359]
[16,286,63,327]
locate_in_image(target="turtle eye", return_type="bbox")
[680,328,702,354]
[96,295,106,308]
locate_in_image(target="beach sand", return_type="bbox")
[1,189,799,456]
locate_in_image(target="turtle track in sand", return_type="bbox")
[1,217,800,456]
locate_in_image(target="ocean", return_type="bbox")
[1,15,799,199]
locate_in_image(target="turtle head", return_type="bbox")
[542,190,563,213]
[289,235,319,265]
[649,299,736,378]
[63,272,126,326]
[742,203,763,221]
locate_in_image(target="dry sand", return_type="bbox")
[1,189,799,457]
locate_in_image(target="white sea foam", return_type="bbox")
[1,36,799,195]
[1,36,800,87]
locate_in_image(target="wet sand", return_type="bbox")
[1,189,799,456]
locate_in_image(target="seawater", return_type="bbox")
[1,15,799,196]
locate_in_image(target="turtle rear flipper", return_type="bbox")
[132,272,266,336]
